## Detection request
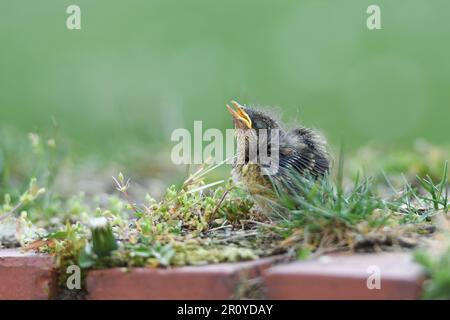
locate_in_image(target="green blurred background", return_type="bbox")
[1,0,449,158]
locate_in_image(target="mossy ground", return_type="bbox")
[0,132,449,298]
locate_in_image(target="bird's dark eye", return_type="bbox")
[253,120,262,129]
[257,120,270,130]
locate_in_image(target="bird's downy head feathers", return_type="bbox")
[226,100,280,131]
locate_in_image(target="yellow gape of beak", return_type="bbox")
[226,100,252,129]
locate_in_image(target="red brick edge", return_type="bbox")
[86,256,282,300]
[0,249,426,300]
[0,249,58,300]
[264,252,425,300]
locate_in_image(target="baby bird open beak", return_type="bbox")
[226,100,252,129]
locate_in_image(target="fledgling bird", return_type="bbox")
[226,100,330,213]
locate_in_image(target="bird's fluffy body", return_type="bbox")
[227,102,330,211]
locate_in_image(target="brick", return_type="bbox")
[0,249,57,300]
[87,256,281,300]
[264,252,424,300]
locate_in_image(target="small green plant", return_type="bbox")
[415,246,450,299]
[29,161,268,284]
[0,128,64,200]
[265,153,437,256]
[0,178,46,222]
[37,221,89,285]
[90,217,118,257]
[77,217,119,269]
[416,161,448,212]
[268,171,392,253]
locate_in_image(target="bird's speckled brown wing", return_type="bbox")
[278,150,329,177]
[273,127,330,181]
